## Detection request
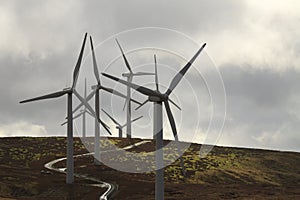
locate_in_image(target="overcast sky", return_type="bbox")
[0,0,300,152]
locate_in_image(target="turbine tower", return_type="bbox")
[102,43,206,199]
[102,109,143,138]
[20,33,102,184]
[82,78,87,138]
[62,78,91,137]
[116,39,155,138]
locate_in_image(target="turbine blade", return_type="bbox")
[131,115,143,124]
[72,89,96,114]
[130,96,143,106]
[120,116,142,128]
[61,112,83,126]
[169,98,181,111]
[100,118,112,135]
[101,86,141,105]
[74,90,111,135]
[102,86,127,98]
[122,100,127,111]
[95,102,111,134]
[20,90,68,103]
[115,38,133,73]
[135,99,149,110]
[72,33,88,89]
[102,73,160,98]
[84,78,87,98]
[101,109,121,127]
[73,90,97,120]
[164,100,178,139]
[61,121,67,126]
[86,109,94,117]
[154,54,159,92]
[73,111,84,121]
[133,72,155,76]
[165,43,206,96]
[164,100,186,176]
[90,36,101,85]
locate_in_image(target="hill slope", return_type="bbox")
[0,137,299,199]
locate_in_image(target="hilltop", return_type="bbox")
[0,137,299,199]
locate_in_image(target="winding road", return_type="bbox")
[44,140,150,200]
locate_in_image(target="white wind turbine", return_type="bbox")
[20,33,107,184]
[135,54,182,140]
[101,108,143,138]
[102,43,206,200]
[116,39,155,139]
[71,36,141,164]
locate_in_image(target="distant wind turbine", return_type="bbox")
[20,33,109,184]
[116,39,155,139]
[71,36,141,164]
[101,109,143,138]
[102,43,206,200]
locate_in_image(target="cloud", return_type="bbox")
[217,65,300,151]
[0,0,299,152]
[198,0,300,71]
[0,121,47,137]
[0,0,84,56]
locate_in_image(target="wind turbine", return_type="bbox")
[102,43,206,200]
[135,55,182,140]
[102,109,143,138]
[116,39,155,139]
[19,33,107,184]
[71,36,141,164]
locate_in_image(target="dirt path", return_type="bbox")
[44,140,150,200]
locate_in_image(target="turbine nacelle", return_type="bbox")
[63,87,72,92]
[122,72,131,77]
[148,94,168,102]
[122,72,155,77]
[91,85,100,90]
[149,96,161,102]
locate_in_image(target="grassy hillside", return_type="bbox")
[0,137,299,199]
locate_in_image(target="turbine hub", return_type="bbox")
[91,85,98,90]
[149,96,162,102]
[63,87,72,91]
[122,72,131,77]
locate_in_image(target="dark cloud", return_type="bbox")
[219,65,300,151]
[106,0,245,34]
[0,1,299,152]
